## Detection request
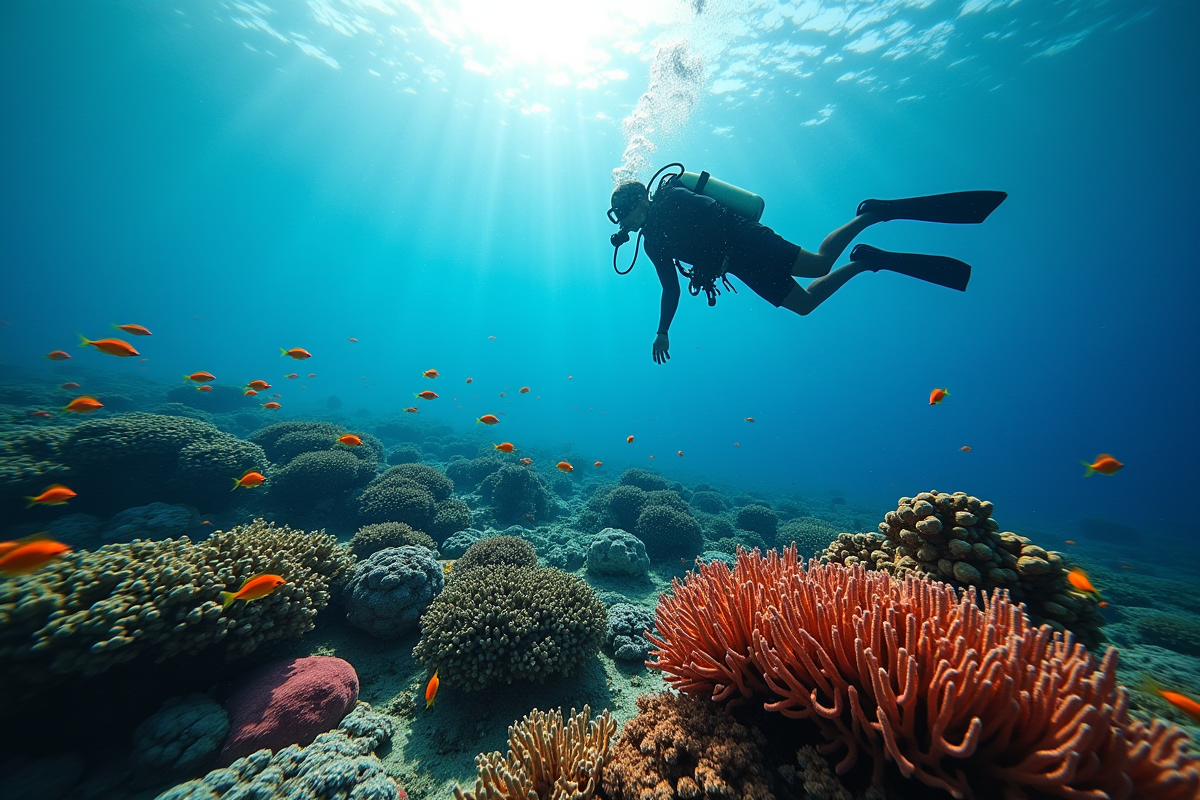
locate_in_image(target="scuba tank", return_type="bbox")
[611,163,766,274]
[676,171,764,222]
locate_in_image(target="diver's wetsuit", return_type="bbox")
[642,181,802,307]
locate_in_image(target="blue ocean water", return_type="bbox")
[2,0,1197,543]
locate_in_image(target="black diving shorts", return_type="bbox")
[724,219,802,307]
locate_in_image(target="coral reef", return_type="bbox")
[619,468,670,492]
[0,519,353,685]
[343,546,444,638]
[430,498,473,542]
[349,522,437,559]
[441,528,484,558]
[453,706,615,800]
[595,484,648,531]
[270,450,377,504]
[357,479,436,529]
[586,528,650,578]
[414,565,606,691]
[0,424,71,516]
[635,504,703,560]
[155,703,400,800]
[648,546,1200,799]
[735,503,778,540]
[690,490,728,514]
[478,464,557,524]
[776,747,857,800]
[820,490,1106,647]
[105,502,200,544]
[218,656,359,765]
[373,463,453,501]
[605,603,656,662]
[386,444,423,465]
[1136,613,1200,657]
[453,535,538,576]
[131,694,230,784]
[445,455,504,491]
[778,517,840,557]
[602,692,772,800]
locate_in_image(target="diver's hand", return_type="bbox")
[653,333,670,364]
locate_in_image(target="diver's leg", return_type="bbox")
[790,212,881,278]
[779,261,872,316]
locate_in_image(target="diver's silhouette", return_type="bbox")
[607,165,1005,364]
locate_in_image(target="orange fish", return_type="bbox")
[64,396,103,413]
[929,388,949,405]
[247,380,271,391]
[960,445,972,452]
[404,407,419,413]
[45,350,71,361]
[220,573,286,610]
[262,402,281,410]
[423,369,439,379]
[285,373,299,379]
[477,414,499,425]
[519,457,532,465]
[26,484,77,508]
[80,335,139,357]
[416,390,438,400]
[677,450,684,457]
[425,669,440,709]
[1082,454,1123,477]
[196,385,213,392]
[519,387,530,394]
[281,347,312,359]
[593,461,602,467]
[113,323,152,336]
[1064,540,1077,546]
[347,337,358,342]
[59,382,80,390]
[307,373,316,378]
[557,461,574,473]
[0,533,49,559]
[0,539,71,576]
[338,434,363,446]
[244,389,258,396]
[494,442,515,453]
[465,377,473,384]
[28,410,53,418]
[1067,568,1098,595]
[232,470,266,490]
[1142,678,1200,724]
[626,435,634,443]
[744,417,755,423]
[184,372,216,383]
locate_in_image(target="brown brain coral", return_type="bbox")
[820,489,1106,647]
[453,706,615,800]
[0,518,354,685]
[602,692,773,800]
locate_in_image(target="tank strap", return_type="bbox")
[694,171,711,196]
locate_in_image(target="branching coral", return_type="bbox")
[647,546,1200,799]
[453,706,615,800]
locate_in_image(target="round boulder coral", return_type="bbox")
[350,522,437,559]
[441,528,484,559]
[600,484,647,531]
[271,449,377,504]
[690,490,727,514]
[445,455,504,491]
[635,504,703,560]
[386,444,423,465]
[478,464,557,523]
[105,502,199,544]
[454,535,538,575]
[429,499,473,542]
[371,463,453,502]
[344,546,444,638]
[587,528,650,577]
[130,693,230,784]
[618,468,670,492]
[605,603,656,661]
[414,565,606,691]
[735,503,778,539]
[357,480,435,529]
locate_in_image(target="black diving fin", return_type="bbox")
[850,244,971,292]
[857,191,1007,224]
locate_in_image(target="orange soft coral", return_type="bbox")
[647,546,1200,800]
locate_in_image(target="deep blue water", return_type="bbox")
[2,0,1197,544]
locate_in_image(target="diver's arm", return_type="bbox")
[652,256,680,364]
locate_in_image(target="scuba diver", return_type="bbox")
[607,164,1006,364]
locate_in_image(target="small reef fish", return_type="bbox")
[442,561,454,575]
[465,377,473,384]
[80,336,139,357]
[593,461,602,467]
[196,385,213,392]
[423,369,439,379]
[494,443,515,453]
[415,390,438,400]
[744,417,755,423]
[244,389,258,397]
[1067,568,1099,596]
[425,670,440,709]
[734,442,740,447]
[519,387,530,394]
[338,434,363,447]
[519,457,532,465]
[28,410,53,418]
[113,323,152,336]
[960,446,972,452]
[627,435,634,443]
[271,393,282,398]
[64,396,104,413]
[0,539,71,576]
[1142,678,1200,723]
[0,533,49,558]
[477,414,499,425]
[1064,540,1077,546]
[220,573,286,611]
[247,380,271,391]
[567,375,573,380]
[307,373,316,378]
[499,392,506,398]
[285,373,299,380]
[1082,454,1123,477]
[487,335,496,340]
[262,402,281,410]
[45,350,71,361]
[59,382,80,390]
[184,372,216,383]
[404,407,419,413]
[556,461,574,473]
[281,347,312,359]
[231,470,266,490]
[26,485,77,508]
[929,388,949,405]
[346,337,358,342]
[677,450,684,457]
